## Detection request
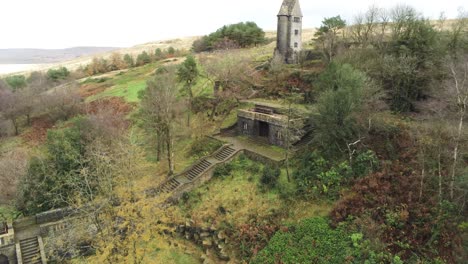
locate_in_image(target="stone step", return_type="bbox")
[160,178,180,193]
[214,147,236,161]
[21,243,38,251]
[20,237,41,264]
[21,242,38,248]
[185,160,212,181]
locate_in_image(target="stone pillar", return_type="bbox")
[15,243,22,264]
[37,236,47,264]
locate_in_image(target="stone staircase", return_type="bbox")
[160,178,181,193]
[213,146,236,161]
[153,145,240,197]
[293,130,314,149]
[19,237,41,264]
[186,159,212,181]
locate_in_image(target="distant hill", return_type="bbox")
[0,29,317,76]
[0,47,119,64]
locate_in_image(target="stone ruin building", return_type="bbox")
[275,0,303,63]
[237,103,309,147]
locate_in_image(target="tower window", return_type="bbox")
[294,42,298,48]
[294,17,301,23]
[295,30,299,35]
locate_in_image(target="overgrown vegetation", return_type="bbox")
[0,4,467,264]
[192,22,266,52]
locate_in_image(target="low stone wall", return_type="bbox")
[35,207,76,225]
[243,149,284,166]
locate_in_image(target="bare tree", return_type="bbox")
[0,149,28,203]
[281,94,305,182]
[0,90,22,135]
[269,53,288,92]
[351,5,380,47]
[199,50,261,123]
[139,67,182,175]
[41,83,82,122]
[448,56,468,200]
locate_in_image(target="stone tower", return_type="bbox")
[276,0,303,64]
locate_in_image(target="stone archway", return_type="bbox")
[0,254,9,264]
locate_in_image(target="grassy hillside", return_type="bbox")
[1,11,467,264]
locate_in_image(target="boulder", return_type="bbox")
[202,238,213,248]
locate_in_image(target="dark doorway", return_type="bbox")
[0,254,9,264]
[259,121,269,138]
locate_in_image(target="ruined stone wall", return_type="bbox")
[237,116,256,137]
[175,224,230,261]
[268,123,285,147]
[0,244,17,264]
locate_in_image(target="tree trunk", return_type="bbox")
[166,128,174,176]
[187,98,191,127]
[450,109,464,200]
[438,153,442,205]
[11,118,18,135]
[449,62,467,201]
[285,102,292,182]
[156,131,162,162]
[419,159,425,200]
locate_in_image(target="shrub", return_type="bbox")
[213,163,233,178]
[313,63,366,158]
[293,151,368,199]
[47,67,70,81]
[259,166,280,189]
[136,51,151,66]
[187,137,223,159]
[352,150,379,177]
[4,75,26,90]
[252,217,358,264]
[192,21,266,52]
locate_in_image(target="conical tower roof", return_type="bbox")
[278,0,303,17]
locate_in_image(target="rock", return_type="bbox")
[219,253,230,261]
[202,238,213,248]
[217,230,226,240]
[200,232,210,238]
[219,248,230,261]
[217,242,225,250]
[178,225,185,233]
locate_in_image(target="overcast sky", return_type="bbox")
[0,0,466,49]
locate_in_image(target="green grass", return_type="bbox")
[158,249,201,264]
[0,137,21,154]
[178,155,331,230]
[91,80,147,102]
[0,206,21,221]
[86,63,159,102]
